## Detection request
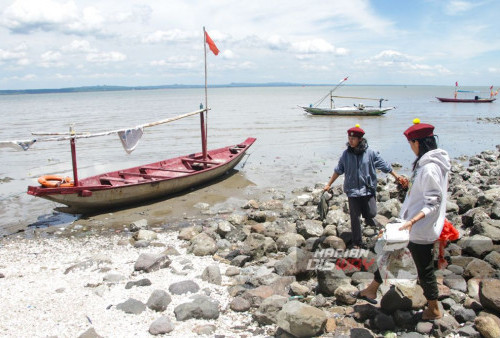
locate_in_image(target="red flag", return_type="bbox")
[490,85,494,90]
[455,81,458,87]
[205,31,219,56]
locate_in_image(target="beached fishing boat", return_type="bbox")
[21,28,256,213]
[436,83,497,103]
[300,77,394,116]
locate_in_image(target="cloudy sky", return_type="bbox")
[1,0,499,89]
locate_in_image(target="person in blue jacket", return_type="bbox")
[324,124,401,248]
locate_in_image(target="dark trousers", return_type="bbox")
[374,242,439,300]
[348,195,377,246]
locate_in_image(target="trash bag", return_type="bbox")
[436,218,460,269]
[317,190,333,221]
[375,219,417,287]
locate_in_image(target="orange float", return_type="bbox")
[38,175,74,188]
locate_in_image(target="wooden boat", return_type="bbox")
[437,83,497,103]
[25,27,256,213]
[28,138,255,213]
[301,104,394,116]
[301,77,394,116]
[436,97,495,103]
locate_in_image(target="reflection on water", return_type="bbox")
[1,85,499,234]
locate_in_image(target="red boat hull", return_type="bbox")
[436,97,496,103]
[28,137,256,213]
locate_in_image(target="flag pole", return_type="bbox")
[201,27,208,161]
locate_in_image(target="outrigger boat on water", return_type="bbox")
[436,82,498,103]
[7,28,257,213]
[300,77,395,116]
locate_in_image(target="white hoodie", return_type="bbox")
[399,149,451,244]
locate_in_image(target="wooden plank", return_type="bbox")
[181,158,220,165]
[140,166,195,173]
[119,171,171,179]
[100,176,138,184]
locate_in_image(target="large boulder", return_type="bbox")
[479,279,500,315]
[276,301,326,337]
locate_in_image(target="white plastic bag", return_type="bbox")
[382,221,409,251]
[375,220,417,287]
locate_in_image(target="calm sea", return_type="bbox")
[1,85,498,235]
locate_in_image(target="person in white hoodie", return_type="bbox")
[353,119,450,321]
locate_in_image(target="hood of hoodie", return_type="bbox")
[347,138,368,155]
[417,148,451,174]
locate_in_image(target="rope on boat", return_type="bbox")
[331,95,387,101]
[30,108,207,141]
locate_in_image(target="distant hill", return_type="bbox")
[0,82,332,95]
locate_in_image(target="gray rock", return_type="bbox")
[148,316,174,335]
[274,248,313,277]
[225,266,240,276]
[134,253,171,273]
[125,278,152,289]
[485,251,500,268]
[133,229,157,241]
[461,234,494,257]
[380,284,426,313]
[229,296,251,312]
[296,220,324,238]
[174,295,219,321]
[475,316,500,338]
[147,289,172,312]
[457,195,477,214]
[276,301,326,337]
[334,284,358,305]
[451,305,476,323]
[457,325,481,338]
[129,219,148,232]
[316,268,350,296]
[444,274,467,292]
[103,273,125,283]
[433,314,460,337]
[479,278,500,314]
[416,321,433,334]
[276,233,306,251]
[231,255,251,267]
[78,327,103,338]
[201,265,222,285]
[189,233,218,256]
[192,324,216,335]
[168,280,200,295]
[253,295,288,325]
[464,258,495,279]
[116,298,146,314]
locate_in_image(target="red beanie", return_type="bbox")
[347,124,365,138]
[404,118,435,141]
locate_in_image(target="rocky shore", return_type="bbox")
[1,146,500,337]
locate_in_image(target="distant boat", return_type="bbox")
[300,77,394,116]
[437,83,497,103]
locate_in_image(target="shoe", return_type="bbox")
[351,291,377,305]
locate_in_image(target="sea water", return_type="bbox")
[0,85,498,235]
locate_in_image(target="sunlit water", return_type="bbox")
[1,85,498,235]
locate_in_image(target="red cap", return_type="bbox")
[404,118,434,140]
[347,124,365,137]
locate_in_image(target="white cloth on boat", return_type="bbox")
[117,127,143,154]
[0,139,36,151]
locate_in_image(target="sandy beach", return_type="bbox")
[0,231,267,337]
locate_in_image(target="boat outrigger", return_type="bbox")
[300,77,395,116]
[19,28,257,213]
[436,83,498,103]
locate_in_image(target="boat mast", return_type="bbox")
[69,125,79,186]
[200,27,210,160]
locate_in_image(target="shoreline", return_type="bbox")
[1,145,499,337]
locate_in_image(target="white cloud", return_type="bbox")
[61,40,98,53]
[444,0,480,15]
[142,29,197,43]
[86,51,126,63]
[220,50,235,60]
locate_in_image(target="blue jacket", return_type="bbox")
[334,145,392,198]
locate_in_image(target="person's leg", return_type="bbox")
[357,270,382,300]
[408,242,442,319]
[348,197,363,247]
[360,195,377,227]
